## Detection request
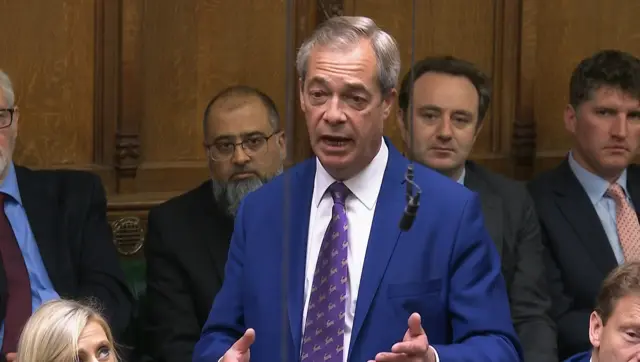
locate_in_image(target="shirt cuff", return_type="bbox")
[430,345,440,362]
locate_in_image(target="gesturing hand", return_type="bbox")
[369,313,436,362]
[221,328,256,362]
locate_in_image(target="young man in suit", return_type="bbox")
[564,262,640,362]
[143,86,286,362]
[528,49,640,359]
[0,70,132,362]
[395,55,557,361]
[194,16,521,362]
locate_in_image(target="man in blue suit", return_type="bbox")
[564,262,640,362]
[193,16,521,362]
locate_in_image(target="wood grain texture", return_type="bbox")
[346,0,516,173]
[532,0,640,173]
[2,0,640,255]
[0,0,95,167]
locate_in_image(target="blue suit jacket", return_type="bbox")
[564,351,591,362]
[193,141,522,362]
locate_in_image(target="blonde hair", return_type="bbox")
[16,299,118,362]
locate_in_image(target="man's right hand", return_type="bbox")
[221,328,255,362]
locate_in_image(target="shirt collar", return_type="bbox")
[568,151,629,203]
[0,162,22,205]
[313,138,388,210]
[457,167,466,185]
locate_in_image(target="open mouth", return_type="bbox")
[321,135,352,148]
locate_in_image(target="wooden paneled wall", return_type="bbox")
[0,0,639,256]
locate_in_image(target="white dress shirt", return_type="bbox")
[300,139,439,361]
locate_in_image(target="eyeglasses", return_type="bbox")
[206,132,279,162]
[0,108,15,129]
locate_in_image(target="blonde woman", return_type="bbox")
[12,299,117,362]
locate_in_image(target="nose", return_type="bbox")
[610,114,629,139]
[436,117,453,141]
[323,96,347,125]
[231,145,251,165]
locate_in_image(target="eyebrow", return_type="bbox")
[214,131,268,142]
[417,105,473,118]
[307,77,370,94]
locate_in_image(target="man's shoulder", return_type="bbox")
[527,162,564,197]
[411,161,477,202]
[150,180,213,218]
[467,162,531,203]
[15,164,103,194]
[243,159,315,204]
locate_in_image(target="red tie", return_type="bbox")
[0,193,31,354]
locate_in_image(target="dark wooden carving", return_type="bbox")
[318,0,344,20]
[93,0,120,167]
[115,0,144,187]
[512,118,536,166]
[115,132,141,177]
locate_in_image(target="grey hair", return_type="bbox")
[296,16,401,95]
[0,70,14,107]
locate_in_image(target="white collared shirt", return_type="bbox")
[302,139,388,362]
[300,139,439,361]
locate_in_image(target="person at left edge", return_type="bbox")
[193,16,522,362]
[0,70,132,362]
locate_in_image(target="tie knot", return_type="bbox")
[328,182,350,205]
[607,183,627,202]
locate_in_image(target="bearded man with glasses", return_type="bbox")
[143,85,286,362]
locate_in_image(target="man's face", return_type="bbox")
[0,90,17,180]
[300,39,395,180]
[590,295,640,362]
[204,95,285,214]
[565,86,640,181]
[397,72,481,179]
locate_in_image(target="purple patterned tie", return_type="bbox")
[301,182,350,361]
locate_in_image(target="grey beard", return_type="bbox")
[211,167,283,216]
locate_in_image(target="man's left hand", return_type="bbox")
[369,313,436,362]
[6,352,16,362]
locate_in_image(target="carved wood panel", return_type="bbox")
[528,0,640,174]
[3,0,640,255]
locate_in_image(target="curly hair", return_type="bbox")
[569,49,640,108]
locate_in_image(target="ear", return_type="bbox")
[12,106,19,133]
[589,311,604,349]
[276,131,287,160]
[382,88,397,121]
[472,120,484,142]
[564,104,578,134]
[298,78,306,112]
[396,108,409,147]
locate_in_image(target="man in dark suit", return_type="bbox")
[396,56,556,361]
[564,262,640,362]
[0,70,132,362]
[143,86,286,362]
[528,49,640,359]
[194,16,521,362]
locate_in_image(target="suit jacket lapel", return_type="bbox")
[553,160,617,274]
[349,143,405,353]
[196,181,233,281]
[463,163,504,256]
[287,159,315,355]
[15,166,66,290]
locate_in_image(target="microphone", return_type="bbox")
[399,0,419,232]
[399,164,421,231]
